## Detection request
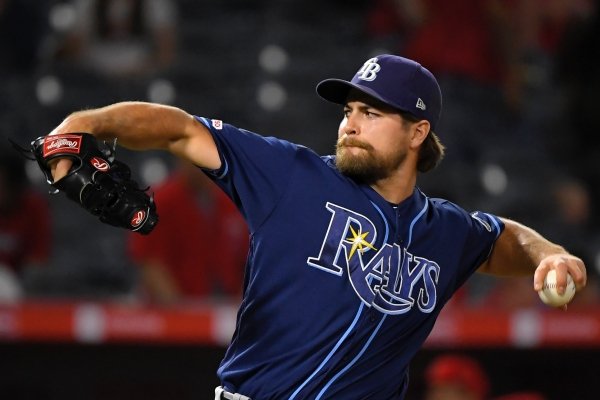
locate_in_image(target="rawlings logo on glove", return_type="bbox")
[43,135,82,155]
[29,132,159,234]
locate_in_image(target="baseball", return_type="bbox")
[538,269,576,307]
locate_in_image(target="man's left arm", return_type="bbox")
[478,218,587,296]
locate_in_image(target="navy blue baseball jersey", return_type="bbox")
[197,117,504,399]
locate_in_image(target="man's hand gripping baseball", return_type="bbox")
[534,253,586,310]
[479,218,587,309]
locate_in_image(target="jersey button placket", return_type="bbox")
[396,208,404,247]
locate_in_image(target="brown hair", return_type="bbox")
[399,111,445,173]
[417,131,445,172]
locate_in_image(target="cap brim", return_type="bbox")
[316,79,408,114]
[316,79,391,107]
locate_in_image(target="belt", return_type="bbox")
[214,386,252,400]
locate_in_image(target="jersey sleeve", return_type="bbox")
[432,199,505,291]
[456,209,504,287]
[195,117,300,231]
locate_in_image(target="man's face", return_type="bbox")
[335,97,411,184]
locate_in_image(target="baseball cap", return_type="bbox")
[316,54,442,130]
[425,354,489,400]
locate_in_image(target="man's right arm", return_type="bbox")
[49,101,220,181]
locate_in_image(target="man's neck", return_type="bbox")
[370,171,417,205]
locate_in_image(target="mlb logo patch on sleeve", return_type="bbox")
[212,119,223,130]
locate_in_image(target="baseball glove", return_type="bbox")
[29,132,158,234]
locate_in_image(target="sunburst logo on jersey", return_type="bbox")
[345,225,377,260]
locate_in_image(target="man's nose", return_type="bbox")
[342,115,359,136]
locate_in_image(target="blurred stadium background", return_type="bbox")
[1,0,600,399]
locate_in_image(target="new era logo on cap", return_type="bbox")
[316,54,442,131]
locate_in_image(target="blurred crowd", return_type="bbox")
[1,0,599,310]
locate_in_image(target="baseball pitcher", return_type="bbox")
[36,54,586,399]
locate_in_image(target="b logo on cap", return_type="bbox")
[357,57,381,81]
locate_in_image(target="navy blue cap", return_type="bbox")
[316,54,442,131]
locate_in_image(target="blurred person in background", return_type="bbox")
[423,354,490,400]
[422,354,549,400]
[54,0,178,80]
[0,143,52,301]
[127,159,249,304]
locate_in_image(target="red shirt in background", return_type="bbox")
[128,171,249,299]
[367,0,513,84]
[0,190,51,271]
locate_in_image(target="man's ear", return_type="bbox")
[410,120,430,149]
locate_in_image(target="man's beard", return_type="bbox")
[335,137,406,184]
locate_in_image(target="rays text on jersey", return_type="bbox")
[307,202,439,314]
